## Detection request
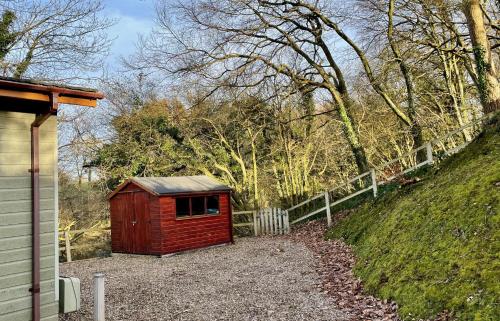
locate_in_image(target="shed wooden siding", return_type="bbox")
[110,182,159,254]
[0,111,58,321]
[110,182,232,255]
[159,192,232,253]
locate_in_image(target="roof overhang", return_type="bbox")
[0,76,104,110]
[108,178,233,200]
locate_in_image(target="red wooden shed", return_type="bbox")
[108,176,233,255]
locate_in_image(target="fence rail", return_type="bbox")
[287,115,492,227]
[59,227,110,262]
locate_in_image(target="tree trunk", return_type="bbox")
[388,0,426,161]
[337,98,370,174]
[249,132,259,209]
[463,0,500,113]
[325,82,369,174]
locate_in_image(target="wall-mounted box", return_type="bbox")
[59,277,81,313]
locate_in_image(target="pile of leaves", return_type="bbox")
[288,219,401,321]
[289,219,456,321]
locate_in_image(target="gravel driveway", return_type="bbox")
[59,237,348,321]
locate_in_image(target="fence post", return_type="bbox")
[93,273,105,321]
[370,168,378,198]
[252,210,258,236]
[324,191,332,227]
[284,210,290,234]
[426,142,433,165]
[64,231,72,263]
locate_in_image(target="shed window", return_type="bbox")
[175,198,190,217]
[207,196,219,214]
[175,195,220,218]
[191,197,205,216]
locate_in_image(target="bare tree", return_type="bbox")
[0,0,113,80]
[359,0,487,141]
[135,0,371,173]
[387,0,424,158]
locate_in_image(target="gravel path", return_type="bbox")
[59,238,348,321]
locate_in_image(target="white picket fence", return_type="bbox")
[287,115,492,227]
[233,208,290,236]
[256,208,290,235]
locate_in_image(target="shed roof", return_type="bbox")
[0,76,101,94]
[109,175,231,198]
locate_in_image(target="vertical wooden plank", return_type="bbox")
[277,209,283,235]
[265,208,268,235]
[253,210,258,236]
[124,193,135,253]
[260,209,265,235]
[275,208,279,235]
[284,210,290,234]
[133,192,151,254]
[260,209,264,235]
[282,210,286,234]
[268,208,272,235]
[270,208,273,235]
[272,208,277,235]
[370,168,378,198]
[282,209,286,234]
[269,208,273,235]
[266,208,271,235]
[426,142,433,165]
[64,231,72,263]
[269,207,274,235]
[325,191,332,227]
[258,210,262,236]
[264,208,268,235]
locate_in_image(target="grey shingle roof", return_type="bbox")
[131,176,231,195]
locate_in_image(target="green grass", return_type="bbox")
[327,118,500,320]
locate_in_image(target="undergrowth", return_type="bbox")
[327,118,500,320]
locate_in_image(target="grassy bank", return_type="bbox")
[327,119,500,320]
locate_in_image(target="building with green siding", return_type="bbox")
[0,77,103,321]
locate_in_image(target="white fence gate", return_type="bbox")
[255,208,290,236]
[232,207,290,236]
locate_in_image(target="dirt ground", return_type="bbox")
[59,237,348,321]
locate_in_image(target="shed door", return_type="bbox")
[131,191,151,253]
[117,191,151,254]
[121,193,135,253]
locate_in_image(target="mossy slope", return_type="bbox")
[327,120,500,320]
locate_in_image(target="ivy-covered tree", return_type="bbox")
[463,0,500,113]
[0,10,16,62]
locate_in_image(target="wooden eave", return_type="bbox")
[0,77,104,107]
[108,179,157,200]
